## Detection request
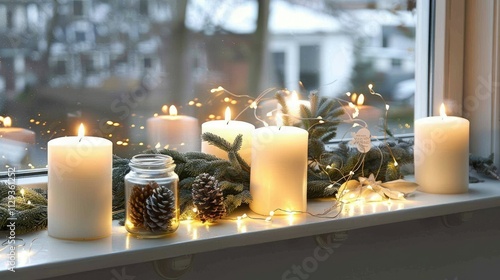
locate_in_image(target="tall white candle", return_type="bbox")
[147,105,200,152]
[414,104,469,194]
[201,107,255,164]
[250,117,308,215]
[48,124,112,240]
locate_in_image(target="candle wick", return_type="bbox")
[79,136,83,142]
[279,126,282,131]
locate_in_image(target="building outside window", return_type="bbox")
[0,0,435,172]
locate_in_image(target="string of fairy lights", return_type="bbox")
[184,83,407,223]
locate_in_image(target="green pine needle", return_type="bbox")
[202,132,232,152]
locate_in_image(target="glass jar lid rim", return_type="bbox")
[130,154,174,166]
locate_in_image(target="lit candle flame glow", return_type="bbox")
[3,116,12,127]
[169,105,178,116]
[225,107,231,122]
[276,112,283,128]
[350,93,357,103]
[357,94,365,106]
[78,123,85,141]
[161,105,168,114]
[290,91,299,102]
[439,103,447,118]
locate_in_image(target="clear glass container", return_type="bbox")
[124,154,179,238]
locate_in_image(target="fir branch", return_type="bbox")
[0,206,48,235]
[316,99,336,118]
[275,91,293,126]
[223,190,252,215]
[230,134,243,152]
[234,152,251,173]
[184,151,220,161]
[0,182,47,205]
[300,104,313,128]
[228,151,242,172]
[157,149,189,164]
[308,138,326,159]
[469,153,500,180]
[309,91,319,116]
[0,206,8,228]
[218,181,245,194]
[307,181,336,198]
[202,132,232,152]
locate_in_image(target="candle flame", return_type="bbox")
[276,112,283,128]
[439,103,447,117]
[169,105,178,116]
[3,116,11,127]
[78,123,85,139]
[225,107,231,122]
[155,142,161,149]
[161,105,168,114]
[357,94,365,106]
[290,91,299,102]
[350,93,357,103]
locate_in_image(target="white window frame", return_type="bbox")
[429,0,500,168]
[3,1,500,177]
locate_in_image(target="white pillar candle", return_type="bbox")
[201,107,255,164]
[147,105,200,152]
[250,118,308,215]
[0,116,36,144]
[414,104,469,194]
[48,124,112,240]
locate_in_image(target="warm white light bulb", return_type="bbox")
[357,94,365,106]
[161,105,168,114]
[169,105,178,116]
[3,116,11,127]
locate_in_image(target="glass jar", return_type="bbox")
[124,154,179,238]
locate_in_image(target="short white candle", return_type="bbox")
[201,107,255,164]
[147,105,200,152]
[414,104,469,194]
[250,116,308,215]
[48,124,113,240]
[0,116,35,144]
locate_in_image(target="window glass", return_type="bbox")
[0,0,417,170]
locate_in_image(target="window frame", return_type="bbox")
[3,1,499,177]
[429,0,500,168]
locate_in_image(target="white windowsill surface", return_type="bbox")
[1,178,500,280]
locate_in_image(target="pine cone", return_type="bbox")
[144,186,176,232]
[192,173,226,223]
[128,182,158,228]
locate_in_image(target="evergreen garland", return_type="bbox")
[112,133,253,220]
[275,90,415,198]
[2,90,499,235]
[0,182,48,235]
[469,153,500,181]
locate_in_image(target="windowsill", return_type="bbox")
[2,178,500,279]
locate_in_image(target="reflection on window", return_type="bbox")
[0,0,417,170]
[299,45,320,91]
